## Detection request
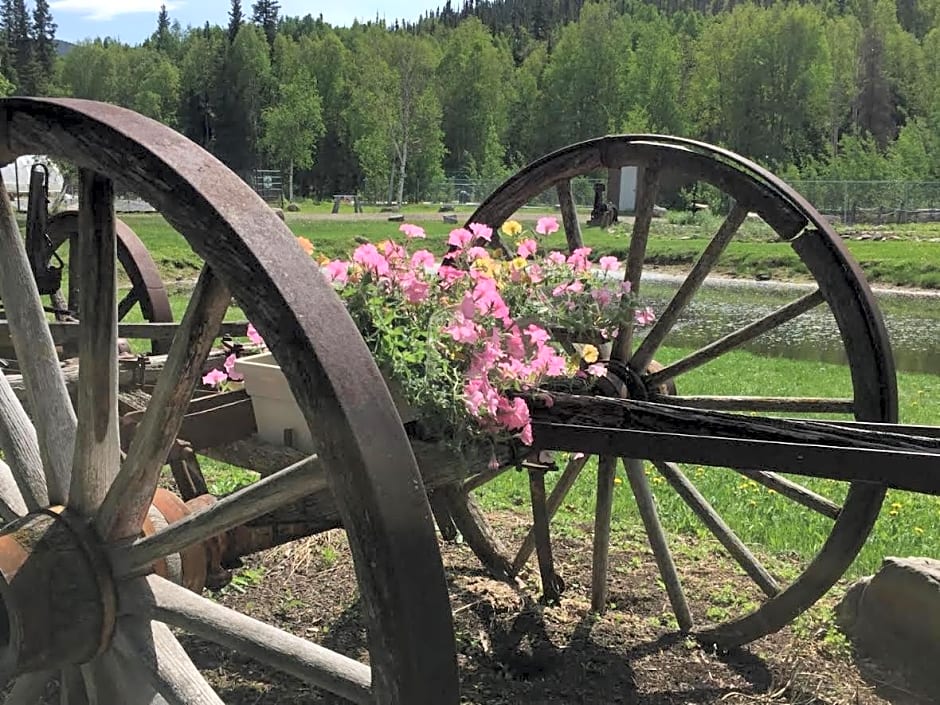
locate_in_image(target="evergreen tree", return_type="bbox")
[154,4,171,53]
[0,0,17,88]
[30,0,56,92]
[251,0,280,50]
[10,0,34,93]
[228,0,243,44]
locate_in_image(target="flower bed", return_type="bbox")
[204,217,654,456]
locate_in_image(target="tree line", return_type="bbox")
[2,0,940,204]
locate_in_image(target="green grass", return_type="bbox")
[113,210,940,292]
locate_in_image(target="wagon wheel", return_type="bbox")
[0,98,457,703]
[44,210,175,355]
[443,134,895,648]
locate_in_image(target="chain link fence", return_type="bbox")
[787,180,940,225]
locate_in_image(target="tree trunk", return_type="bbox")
[288,159,294,203]
[396,141,408,210]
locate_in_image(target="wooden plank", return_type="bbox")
[556,180,583,250]
[0,370,46,510]
[0,321,249,346]
[590,456,618,612]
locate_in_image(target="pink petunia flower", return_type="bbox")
[466,246,490,261]
[635,306,656,325]
[410,250,436,270]
[223,353,244,382]
[324,259,349,284]
[447,228,474,250]
[587,363,608,377]
[353,243,391,277]
[547,251,567,265]
[444,314,480,344]
[247,323,265,347]
[536,216,560,236]
[517,238,538,258]
[202,368,228,387]
[469,222,493,242]
[599,256,620,272]
[400,273,430,304]
[399,223,426,239]
[496,396,531,431]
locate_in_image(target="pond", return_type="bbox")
[638,274,940,375]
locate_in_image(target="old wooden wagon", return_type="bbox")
[0,97,938,704]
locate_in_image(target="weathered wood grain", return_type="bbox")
[0,180,76,504]
[112,618,224,705]
[97,266,231,541]
[556,180,583,250]
[0,459,27,520]
[70,170,121,515]
[0,371,45,510]
[113,454,321,577]
[123,575,373,703]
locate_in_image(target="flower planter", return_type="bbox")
[234,352,417,453]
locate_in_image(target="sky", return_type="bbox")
[50,1,444,44]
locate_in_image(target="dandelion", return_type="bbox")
[614,477,623,486]
[914,526,925,535]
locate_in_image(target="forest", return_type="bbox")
[1,0,940,203]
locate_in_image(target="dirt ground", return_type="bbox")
[186,510,927,705]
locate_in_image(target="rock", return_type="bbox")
[286,202,300,212]
[354,236,370,245]
[836,556,940,700]
[387,214,404,222]
[652,205,667,218]
[271,208,285,221]
[438,204,455,212]
[755,272,771,281]
[442,214,458,224]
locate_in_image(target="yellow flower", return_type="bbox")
[914,526,925,535]
[581,344,599,364]
[613,477,623,486]
[501,220,523,237]
[316,254,330,266]
[510,256,528,271]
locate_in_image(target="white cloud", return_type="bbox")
[50,0,181,21]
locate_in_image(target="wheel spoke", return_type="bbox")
[590,456,618,612]
[736,469,841,519]
[113,454,321,578]
[112,617,224,705]
[649,394,855,414]
[5,671,54,704]
[117,288,140,320]
[630,204,749,372]
[652,461,780,597]
[0,181,76,504]
[60,666,90,705]
[97,265,231,540]
[612,165,660,362]
[556,180,584,250]
[624,458,693,631]
[70,170,121,515]
[0,459,27,521]
[0,372,44,511]
[511,453,588,575]
[122,575,373,704]
[645,289,826,386]
[80,652,166,705]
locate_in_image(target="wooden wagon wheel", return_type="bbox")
[0,98,458,703]
[441,134,896,649]
[45,210,175,354]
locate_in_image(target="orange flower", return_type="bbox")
[297,237,314,255]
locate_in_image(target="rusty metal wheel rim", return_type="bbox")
[0,97,458,703]
[453,134,895,648]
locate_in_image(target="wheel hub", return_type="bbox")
[595,359,676,400]
[0,508,116,680]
